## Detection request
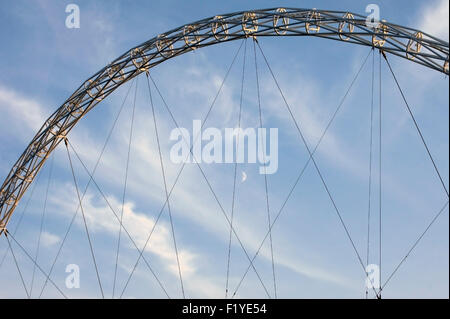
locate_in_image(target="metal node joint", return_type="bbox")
[242,12,259,36]
[0,222,7,237]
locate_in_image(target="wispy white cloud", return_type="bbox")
[49,185,198,278]
[419,0,449,41]
[0,85,47,137]
[41,231,61,247]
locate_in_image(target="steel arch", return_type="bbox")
[0,7,449,235]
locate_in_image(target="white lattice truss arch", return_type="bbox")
[0,7,449,235]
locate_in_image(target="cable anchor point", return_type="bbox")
[0,223,8,237]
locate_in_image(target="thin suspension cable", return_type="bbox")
[253,38,277,299]
[365,49,375,299]
[67,140,170,299]
[256,40,377,296]
[112,78,138,298]
[6,230,67,298]
[381,201,449,291]
[231,48,374,298]
[146,73,186,298]
[38,79,135,298]
[378,50,382,299]
[30,154,54,298]
[149,73,271,298]
[5,232,29,298]
[38,197,78,298]
[65,139,104,298]
[0,171,42,269]
[226,38,247,299]
[383,53,449,198]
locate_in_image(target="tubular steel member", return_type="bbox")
[0,7,449,236]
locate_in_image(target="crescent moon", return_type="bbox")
[241,171,247,182]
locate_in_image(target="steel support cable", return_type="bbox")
[226,38,247,299]
[67,140,170,299]
[231,48,374,298]
[382,53,449,198]
[253,38,277,298]
[118,40,270,298]
[256,40,380,297]
[5,231,29,298]
[378,50,382,298]
[112,78,139,298]
[0,171,42,269]
[365,49,375,299]
[147,73,186,298]
[5,230,67,298]
[381,201,449,291]
[30,154,54,298]
[65,139,105,298]
[38,79,135,298]
[149,73,272,298]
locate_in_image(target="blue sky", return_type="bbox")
[0,0,448,298]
